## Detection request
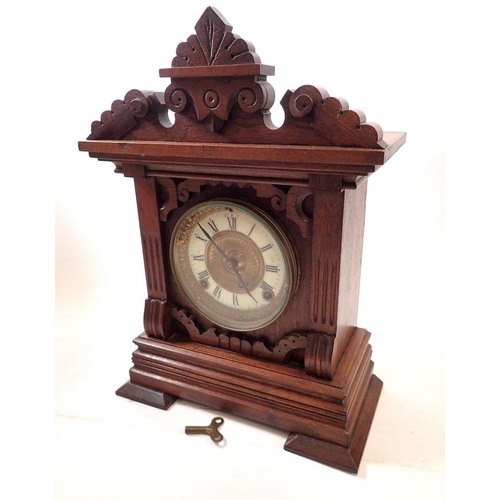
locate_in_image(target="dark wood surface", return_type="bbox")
[78,6,405,472]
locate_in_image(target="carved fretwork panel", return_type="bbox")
[156,177,312,237]
[171,306,308,364]
[171,305,337,379]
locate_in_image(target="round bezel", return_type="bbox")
[170,199,298,331]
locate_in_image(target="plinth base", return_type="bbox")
[284,374,382,472]
[116,328,382,473]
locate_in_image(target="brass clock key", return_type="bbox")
[185,417,224,443]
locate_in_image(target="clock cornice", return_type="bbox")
[78,135,405,188]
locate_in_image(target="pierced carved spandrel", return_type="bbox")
[254,184,286,212]
[176,178,204,203]
[170,306,308,364]
[286,187,313,239]
[173,180,311,238]
[157,177,178,221]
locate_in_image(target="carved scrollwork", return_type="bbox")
[304,333,335,380]
[237,82,274,114]
[144,298,172,340]
[88,89,159,140]
[157,177,178,221]
[253,184,286,211]
[287,85,383,148]
[164,87,188,113]
[289,86,328,118]
[176,179,203,202]
[125,89,152,118]
[164,80,273,132]
[286,186,313,238]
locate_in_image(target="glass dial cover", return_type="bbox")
[170,200,297,331]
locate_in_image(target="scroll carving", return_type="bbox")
[304,334,335,380]
[144,298,172,340]
[287,85,384,148]
[157,177,178,221]
[254,185,286,211]
[88,89,160,140]
[286,187,313,238]
[176,179,204,202]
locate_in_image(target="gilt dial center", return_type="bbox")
[206,231,265,294]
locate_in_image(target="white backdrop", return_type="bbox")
[6,0,498,498]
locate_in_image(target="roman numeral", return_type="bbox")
[213,285,222,299]
[232,294,239,306]
[260,281,274,291]
[192,254,204,261]
[196,234,208,243]
[227,216,237,230]
[198,270,210,280]
[265,264,279,273]
[207,219,219,233]
[260,243,273,252]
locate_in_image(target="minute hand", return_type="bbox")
[233,266,258,304]
[197,223,228,260]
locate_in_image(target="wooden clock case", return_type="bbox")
[78,7,405,473]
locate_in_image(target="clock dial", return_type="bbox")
[170,200,298,331]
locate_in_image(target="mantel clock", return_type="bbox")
[78,7,406,473]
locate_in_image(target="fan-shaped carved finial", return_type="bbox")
[161,7,272,132]
[172,6,259,67]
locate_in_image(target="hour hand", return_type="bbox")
[197,223,212,241]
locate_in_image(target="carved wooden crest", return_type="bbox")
[87,6,392,152]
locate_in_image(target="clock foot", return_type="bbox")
[284,374,383,473]
[116,381,178,410]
